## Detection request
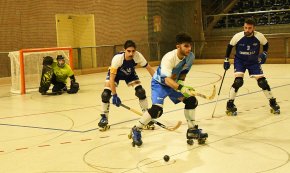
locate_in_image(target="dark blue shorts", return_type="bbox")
[106,70,139,85]
[234,58,264,76]
[151,79,183,105]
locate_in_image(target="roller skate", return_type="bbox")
[226,100,237,116]
[186,125,208,145]
[142,121,155,130]
[98,114,110,131]
[128,126,142,147]
[269,98,280,114]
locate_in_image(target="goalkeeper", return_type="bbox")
[129,33,208,147]
[39,55,79,95]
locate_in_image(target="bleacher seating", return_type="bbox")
[280,14,290,23]
[269,15,281,24]
[213,0,290,28]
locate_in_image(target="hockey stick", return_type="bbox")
[120,103,182,131]
[211,70,227,118]
[189,85,216,100]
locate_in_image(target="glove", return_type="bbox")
[112,94,121,107]
[177,84,195,98]
[67,81,79,94]
[223,57,230,70]
[177,80,184,85]
[258,51,267,64]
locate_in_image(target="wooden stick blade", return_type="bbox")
[120,103,182,131]
[153,120,182,131]
[190,85,216,100]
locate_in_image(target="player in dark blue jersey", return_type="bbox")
[224,18,280,115]
[98,40,155,131]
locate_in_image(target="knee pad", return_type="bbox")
[135,85,146,100]
[101,89,112,103]
[148,105,163,119]
[232,77,244,92]
[183,96,198,109]
[257,77,271,91]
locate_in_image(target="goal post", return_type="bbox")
[9,47,73,94]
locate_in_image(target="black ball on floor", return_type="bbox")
[163,155,170,162]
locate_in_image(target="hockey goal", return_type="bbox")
[8,47,73,94]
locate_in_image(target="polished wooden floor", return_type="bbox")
[0,64,289,173]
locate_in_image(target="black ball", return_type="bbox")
[163,155,170,162]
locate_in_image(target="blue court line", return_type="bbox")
[0,123,85,133]
[165,83,290,114]
[0,83,289,133]
[0,117,140,133]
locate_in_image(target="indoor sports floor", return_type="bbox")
[0,64,289,173]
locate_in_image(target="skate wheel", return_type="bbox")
[187,139,193,145]
[136,141,142,147]
[128,133,132,139]
[226,110,231,116]
[226,111,237,116]
[143,125,155,130]
[198,138,206,144]
[132,142,135,147]
[226,112,232,116]
[270,109,280,114]
[99,128,105,132]
[99,125,110,132]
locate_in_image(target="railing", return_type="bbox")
[205,0,232,15]
[71,41,200,69]
[200,33,290,62]
[72,42,164,69]
[204,9,290,29]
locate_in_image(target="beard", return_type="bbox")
[244,31,254,37]
[180,49,190,56]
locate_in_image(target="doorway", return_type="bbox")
[55,14,96,68]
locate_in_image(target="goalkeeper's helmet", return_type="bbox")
[56,55,65,68]
[43,56,53,66]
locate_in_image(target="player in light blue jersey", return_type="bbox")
[224,18,280,116]
[130,33,208,147]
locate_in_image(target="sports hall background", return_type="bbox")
[0,0,289,78]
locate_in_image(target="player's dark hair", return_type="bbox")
[245,18,256,26]
[124,40,136,49]
[176,33,192,44]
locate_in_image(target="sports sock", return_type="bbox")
[229,87,237,100]
[136,111,152,128]
[184,109,195,128]
[139,98,148,113]
[263,90,274,99]
[101,102,110,118]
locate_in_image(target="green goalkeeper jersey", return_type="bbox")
[51,61,74,83]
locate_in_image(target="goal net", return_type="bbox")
[8,47,73,94]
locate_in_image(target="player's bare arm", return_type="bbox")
[109,72,117,95]
[145,64,155,77]
[164,77,179,90]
